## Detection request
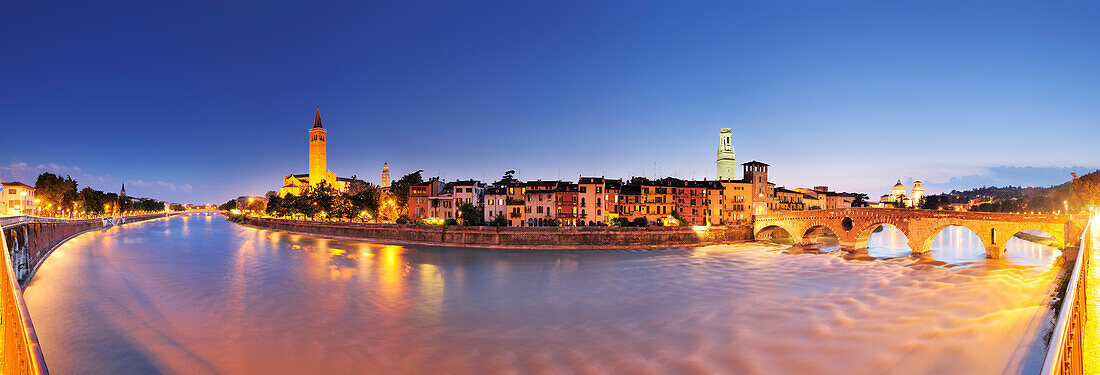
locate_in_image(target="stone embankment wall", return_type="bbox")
[3,213,173,286]
[235,216,754,249]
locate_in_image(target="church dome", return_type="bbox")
[913,181,923,190]
[891,180,907,197]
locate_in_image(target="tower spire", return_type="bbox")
[313,107,323,128]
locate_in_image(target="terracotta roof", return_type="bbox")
[1,181,33,189]
[619,185,642,195]
[452,180,482,186]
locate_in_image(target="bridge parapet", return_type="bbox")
[756,207,1080,224]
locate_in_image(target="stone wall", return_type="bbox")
[236,216,754,249]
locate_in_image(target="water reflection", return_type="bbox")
[22,216,1058,375]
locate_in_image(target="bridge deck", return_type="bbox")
[1085,226,1100,374]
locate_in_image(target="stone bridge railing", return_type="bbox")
[754,208,1088,258]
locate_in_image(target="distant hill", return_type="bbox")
[922,169,1097,213]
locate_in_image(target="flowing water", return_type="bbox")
[23,215,1062,374]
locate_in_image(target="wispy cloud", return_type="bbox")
[0,162,194,200]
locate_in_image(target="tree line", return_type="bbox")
[918,170,1100,214]
[33,172,179,217]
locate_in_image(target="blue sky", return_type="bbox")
[2,1,1098,204]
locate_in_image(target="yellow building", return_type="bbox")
[280,108,362,196]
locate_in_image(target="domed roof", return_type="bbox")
[913,181,923,187]
[893,180,904,188]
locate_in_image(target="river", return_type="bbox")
[23,215,1062,374]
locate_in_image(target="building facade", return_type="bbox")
[483,187,507,223]
[1,182,35,216]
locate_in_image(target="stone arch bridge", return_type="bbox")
[754,208,1088,258]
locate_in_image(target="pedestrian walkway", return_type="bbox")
[1083,223,1100,374]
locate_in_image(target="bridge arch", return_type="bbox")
[756,225,795,245]
[916,224,987,259]
[1006,228,1062,248]
[800,223,843,248]
[1002,228,1063,262]
[847,219,910,253]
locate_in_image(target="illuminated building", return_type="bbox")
[279,108,365,196]
[1,182,36,216]
[482,186,507,223]
[408,178,443,221]
[716,128,737,180]
[381,163,390,189]
[554,183,580,226]
[524,180,559,226]
[875,180,922,208]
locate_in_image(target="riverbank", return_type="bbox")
[229,215,754,249]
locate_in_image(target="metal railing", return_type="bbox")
[0,224,49,374]
[1041,216,1093,375]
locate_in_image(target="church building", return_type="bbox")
[877,180,924,208]
[279,108,364,196]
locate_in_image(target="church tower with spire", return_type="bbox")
[308,108,328,187]
[121,183,126,198]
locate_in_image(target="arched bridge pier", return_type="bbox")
[754,208,1087,258]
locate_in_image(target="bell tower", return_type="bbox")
[716,128,737,180]
[308,108,328,186]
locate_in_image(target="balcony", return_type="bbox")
[506,198,525,205]
[509,212,522,218]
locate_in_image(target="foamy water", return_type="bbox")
[23,216,1060,374]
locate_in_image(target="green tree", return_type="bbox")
[670,210,688,226]
[78,187,105,216]
[490,213,509,227]
[457,202,483,226]
[498,170,518,185]
[349,185,381,220]
[266,194,283,217]
[34,172,78,216]
[1072,170,1100,212]
[389,170,424,210]
[219,199,237,211]
[850,193,870,207]
[330,194,357,221]
[632,217,649,227]
[346,175,370,195]
[609,217,627,227]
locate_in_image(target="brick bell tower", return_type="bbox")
[308,107,328,186]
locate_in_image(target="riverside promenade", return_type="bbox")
[1085,223,1100,374]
